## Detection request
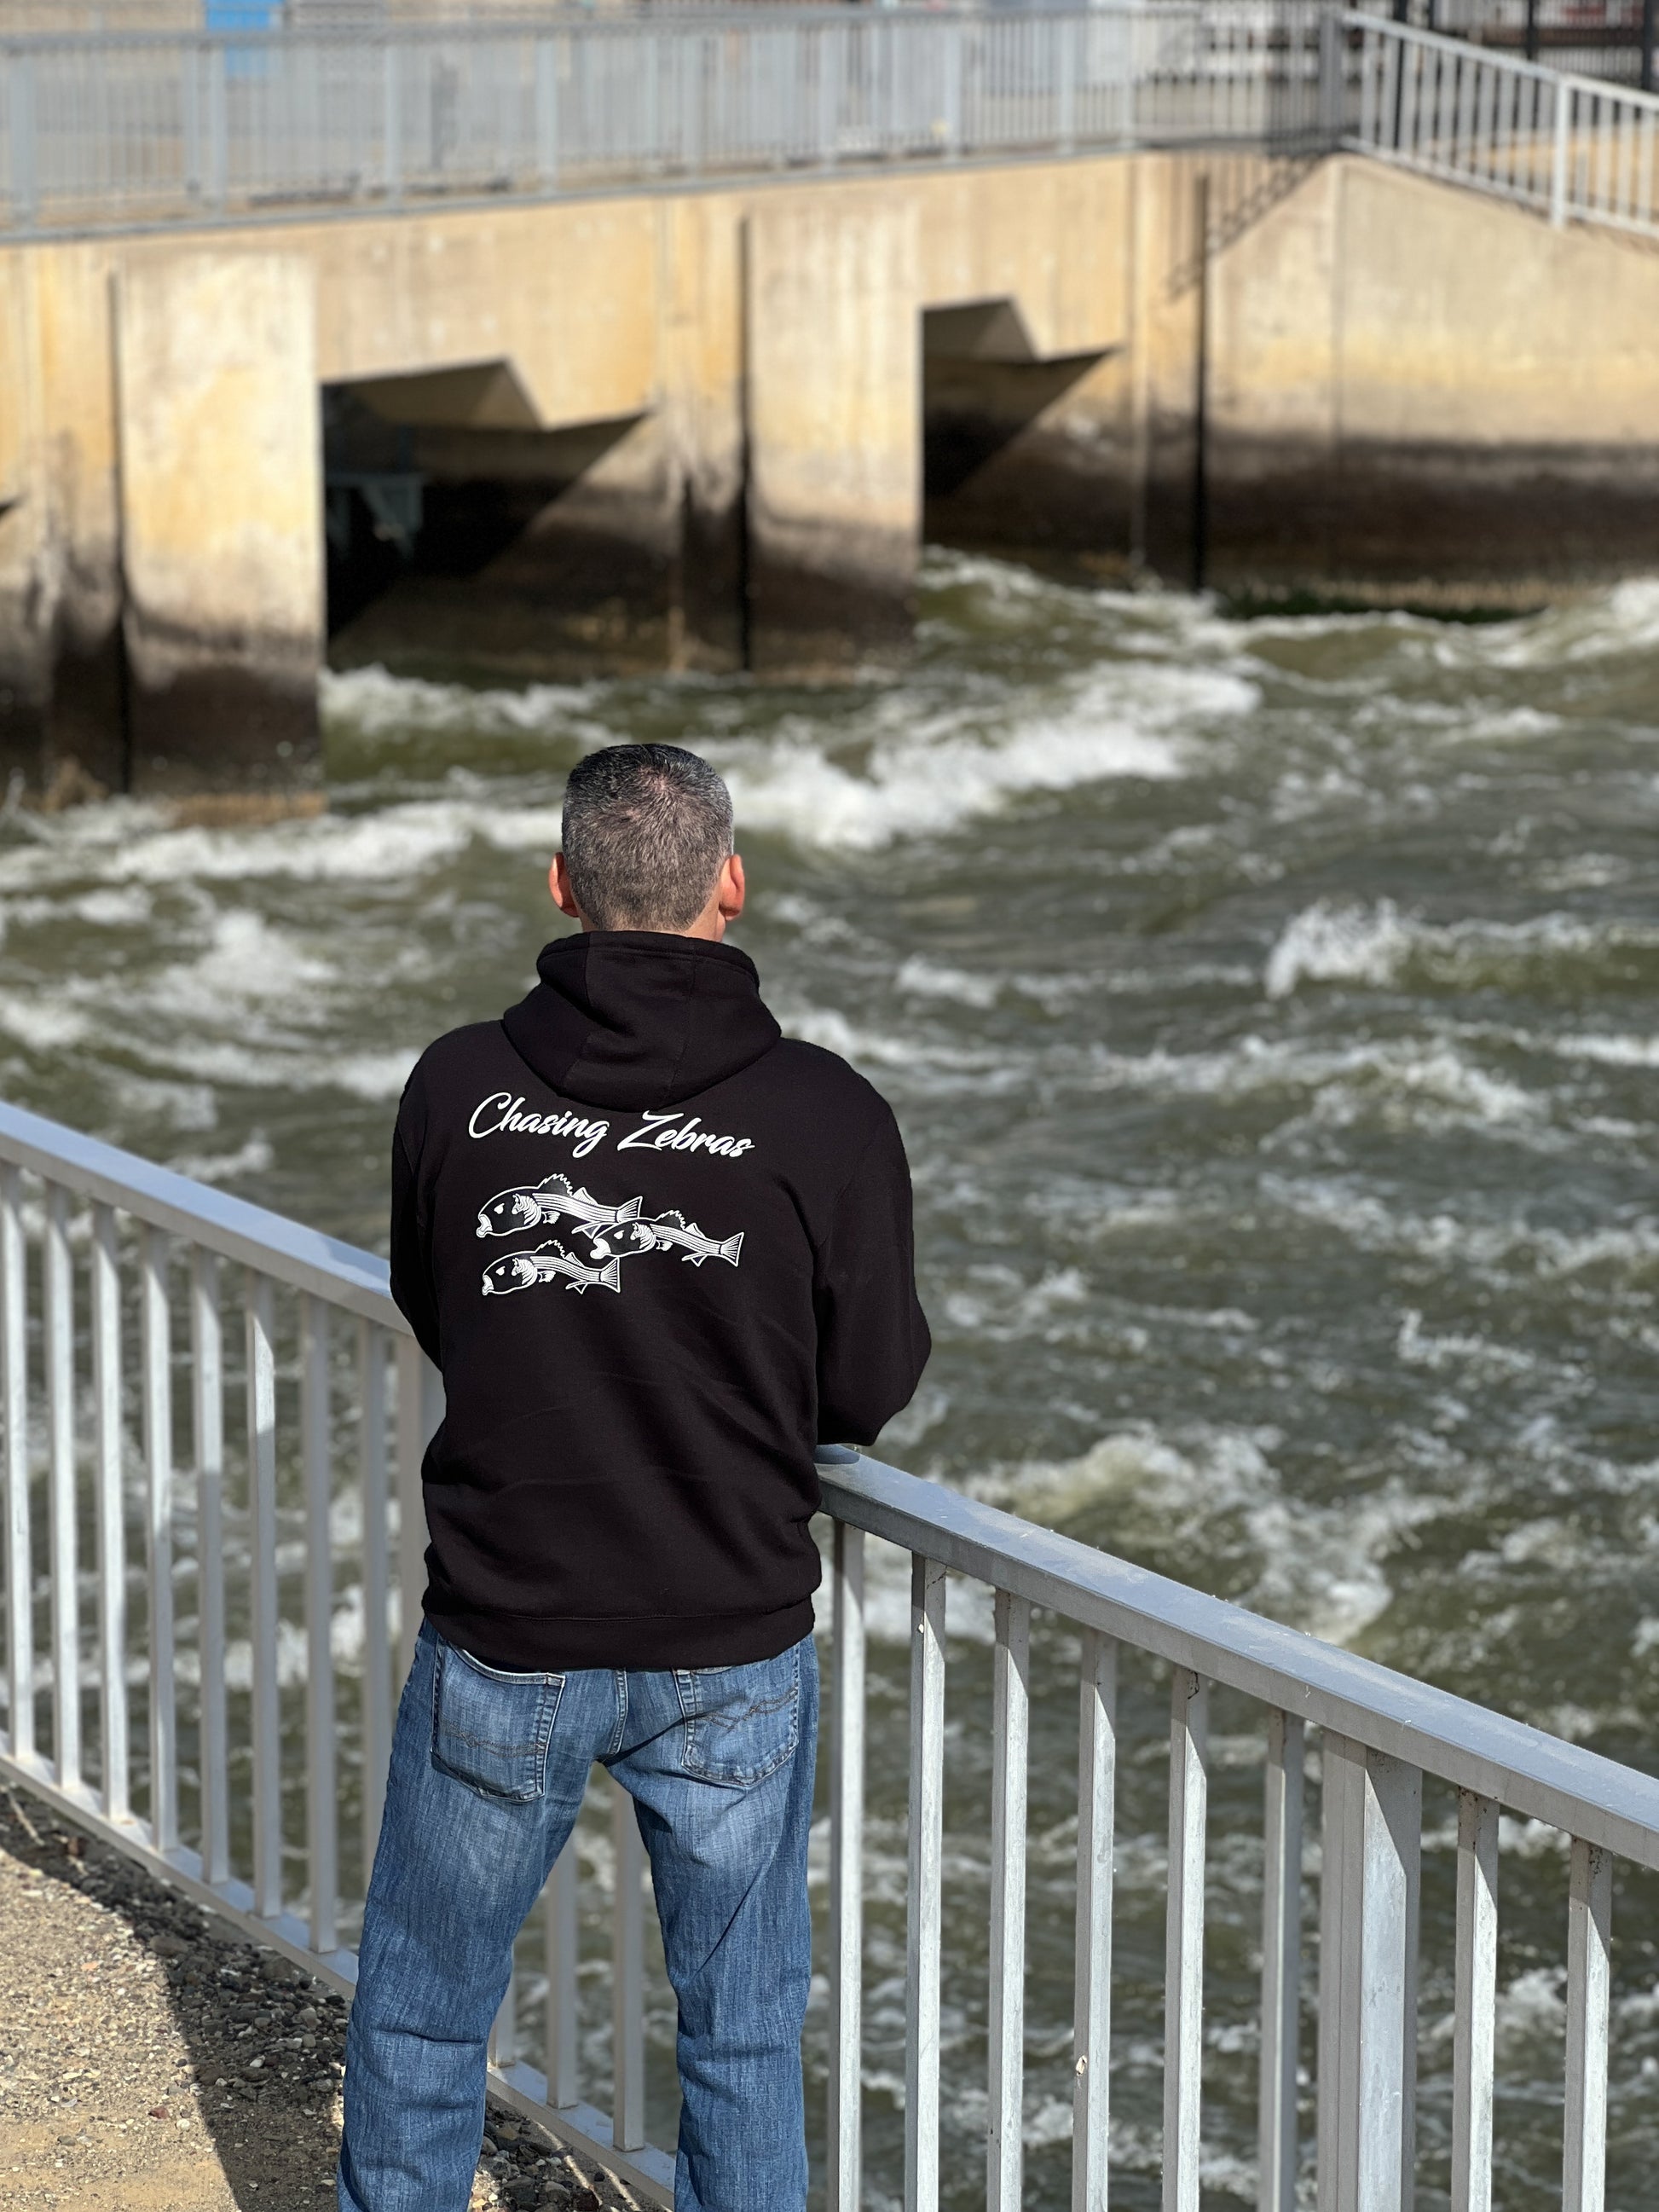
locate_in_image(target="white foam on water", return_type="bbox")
[321,661,598,739]
[972,1425,1440,1647]
[1263,899,1659,1001]
[714,664,1252,853]
[1263,1173,1659,1283]
[0,795,564,897]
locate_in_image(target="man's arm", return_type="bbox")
[812,1106,931,1445]
[390,1106,442,1369]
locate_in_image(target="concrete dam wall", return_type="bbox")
[2,147,1656,794]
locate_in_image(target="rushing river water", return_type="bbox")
[3,553,1658,2209]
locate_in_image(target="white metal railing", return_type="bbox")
[1342,8,1659,233]
[0,3,1335,235]
[3,1094,1659,2206]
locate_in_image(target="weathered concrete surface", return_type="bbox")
[115,253,323,792]
[4,148,1659,786]
[745,194,922,678]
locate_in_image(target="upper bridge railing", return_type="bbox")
[0,1,1337,237]
[2,1091,1657,2208]
[1343,8,1659,235]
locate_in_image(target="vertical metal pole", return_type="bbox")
[9,55,38,232]
[90,1203,126,1822]
[546,1844,579,2109]
[394,1334,434,1676]
[1190,172,1211,598]
[45,1184,79,1792]
[988,1591,1031,2212]
[1072,1628,1116,2212]
[829,1520,866,2212]
[1163,1671,1209,2212]
[611,1775,646,2151]
[384,35,402,208]
[535,34,559,186]
[192,1249,229,1888]
[246,1271,281,1920]
[1450,1792,1498,2212]
[905,1555,947,2212]
[1644,0,1656,96]
[0,1166,30,1766]
[1258,1711,1304,2212]
[1552,76,1571,224]
[142,1226,176,1853]
[1563,1839,1612,2212]
[1525,0,1540,64]
[302,1295,336,1954]
[358,1321,390,1885]
[1316,1736,1421,2212]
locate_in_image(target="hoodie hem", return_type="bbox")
[421,1595,818,1674]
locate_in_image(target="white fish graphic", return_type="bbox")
[481,1241,622,1296]
[477,1184,743,1301]
[636,1209,744,1268]
[477,1174,644,1241]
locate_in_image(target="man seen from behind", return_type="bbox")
[338,742,931,2212]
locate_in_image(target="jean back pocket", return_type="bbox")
[674,1643,801,1788]
[431,1637,563,1803]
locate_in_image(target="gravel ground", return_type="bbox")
[0,1785,645,2212]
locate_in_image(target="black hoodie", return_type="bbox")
[390,931,931,1671]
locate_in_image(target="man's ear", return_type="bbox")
[718,853,746,923]
[550,854,584,920]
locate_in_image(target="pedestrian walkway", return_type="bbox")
[0,1786,639,2212]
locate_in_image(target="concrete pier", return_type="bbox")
[3,148,1659,791]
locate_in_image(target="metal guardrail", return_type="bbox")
[1,1092,1656,2206]
[0,3,1334,235]
[1342,7,1659,234]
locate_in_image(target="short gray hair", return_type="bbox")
[560,744,735,933]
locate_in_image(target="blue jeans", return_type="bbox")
[338,1620,818,2212]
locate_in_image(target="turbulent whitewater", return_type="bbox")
[2,553,1656,2209]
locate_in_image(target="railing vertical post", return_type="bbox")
[905,1554,947,2212]
[45,1184,79,1792]
[1316,1735,1421,2212]
[545,1844,579,2108]
[1072,1626,1116,2212]
[611,1775,646,2151]
[1552,76,1571,223]
[1258,1711,1304,2212]
[9,53,38,233]
[384,35,402,210]
[0,1165,29,1766]
[394,1335,435,1677]
[302,1294,336,1954]
[1563,1838,1612,2212]
[829,1518,866,2212]
[246,1270,281,1920]
[1450,1791,1498,2212]
[358,1320,390,1882]
[142,1226,176,1853]
[1320,7,1345,146]
[534,34,558,187]
[90,1203,127,1822]
[192,1248,229,1888]
[989,1590,1031,2212]
[1163,1670,1209,2212]
[206,38,228,215]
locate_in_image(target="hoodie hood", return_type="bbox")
[500,932,783,1111]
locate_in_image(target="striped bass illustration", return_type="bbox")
[476,1174,644,1240]
[481,1242,622,1297]
[635,1209,743,1268]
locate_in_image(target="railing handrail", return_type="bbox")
[0,1097,404,1328]
[1341,5,1659,116]
[6,1091,1657,1873]
[824,1451,1659,1870]
[0,1,1204,48]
